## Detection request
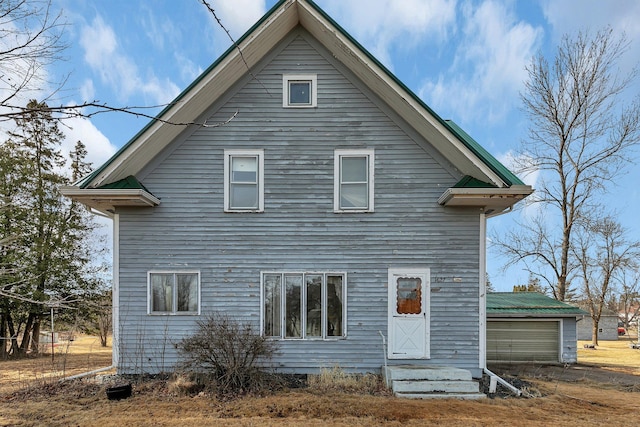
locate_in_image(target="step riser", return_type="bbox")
[395,392,486,400]
[392,380,479,394]
[383,366,484,399]
[384,367,472,382]
[388,372,471,381]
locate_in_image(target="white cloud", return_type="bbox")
[540,0,640,93]
[80,79,95,102]
[211,0,266,38]
[496,150,538,188]
[419,0,542,123]
[60,115,117,172]
[321,0,456,68]
[541,0,640,40]
[139,5,179,51]
[200,0,266,55]
[0,8,52,111]
[80,15,180,105]
[174,52,204,83]
[497,150,541,218]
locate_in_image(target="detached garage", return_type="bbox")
[487,292,588,364]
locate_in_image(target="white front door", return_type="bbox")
[388,268,430,359]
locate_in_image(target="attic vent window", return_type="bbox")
[283,74,317,108]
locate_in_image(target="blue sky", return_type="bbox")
[42,0,640,291]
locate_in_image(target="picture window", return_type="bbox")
[262,272,346,339]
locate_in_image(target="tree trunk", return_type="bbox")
[98,314,109,347]
[18,313,35,355]
[591,321,599,346]
[7,313,18,356]
[30,316,41,354]
[0,311,6,359]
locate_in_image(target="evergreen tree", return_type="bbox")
[0,100,104,357]
[485,273,495,292]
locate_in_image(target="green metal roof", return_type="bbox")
[487,292,588,317]
[445,121,524,186]
[79,0,524,190]
[97,175,151,192]
[453,175,497,189]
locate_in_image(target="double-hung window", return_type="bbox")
[283,74,317,108]
[224,149,264,212]
[262,272,346,339]
[334,149,374,212]
[148,271,200,315]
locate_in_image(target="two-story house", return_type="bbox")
[62,0,532,379]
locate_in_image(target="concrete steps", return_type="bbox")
[383,365,485,399]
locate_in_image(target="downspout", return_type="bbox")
[378,331,389,388]
[60,213,119,384]
[479,211,487,370]
[59,365,114,382]
[481,208,522,397]
[112,213,120,369]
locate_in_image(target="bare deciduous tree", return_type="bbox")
[574,217,640,345]
[0,0,66,107]
[614,266,640,332]
[495,27,640,301]
[0,0,237,125]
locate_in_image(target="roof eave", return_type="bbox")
[487,313,587,318]
[438,186,533,213]
[60,186,161,213]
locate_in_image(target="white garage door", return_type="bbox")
[487,320,560,363]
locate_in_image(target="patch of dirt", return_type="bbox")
[4,368,640,427]
[4,342,640,427]
[0,335,112,395]
[489,363,640,392]
[480,372,539,398]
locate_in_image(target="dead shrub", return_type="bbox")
[167,373,203,396]
[176,313,278,397]
[307,366,388,395]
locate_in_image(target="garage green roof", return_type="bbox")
[487,292,588,317]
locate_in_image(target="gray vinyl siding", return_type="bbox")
[115,29,482,376]
[561,317,579,363]
[577,315,618,341]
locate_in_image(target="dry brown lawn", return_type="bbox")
[578,338,640,372]
[1,336,639,426]
[0,335,112,395]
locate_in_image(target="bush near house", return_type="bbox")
[176,313,278,396]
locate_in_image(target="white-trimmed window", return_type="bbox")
[334,149,374,212]
[283,74,317,108]
[262,272,346,339]
[224,149,264,212]
[148,271,200,315]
